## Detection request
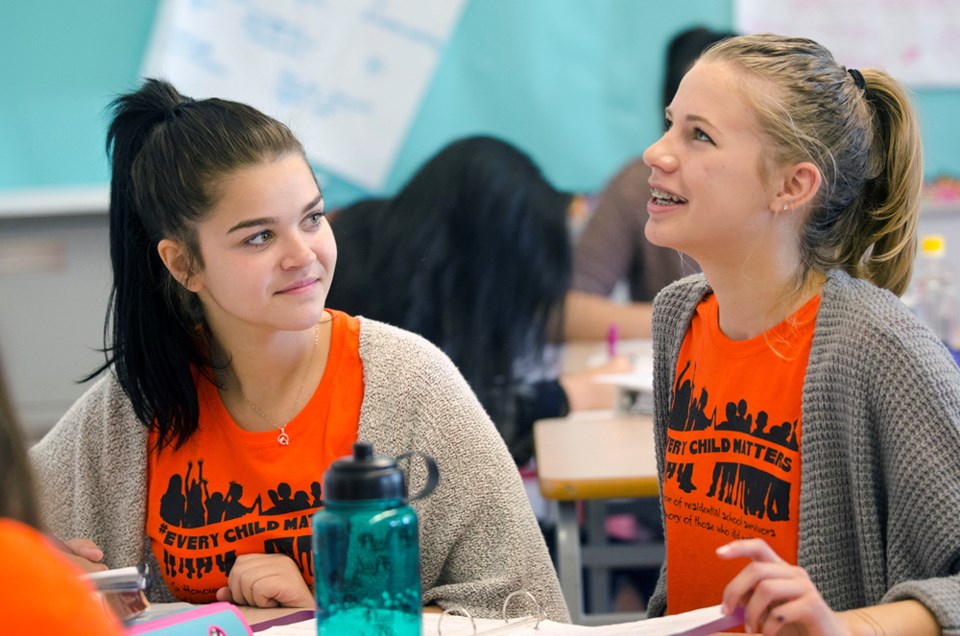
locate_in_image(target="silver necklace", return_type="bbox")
[240,324,319,446]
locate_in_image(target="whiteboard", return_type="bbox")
[142,0,466,190]
[735,0,960,87]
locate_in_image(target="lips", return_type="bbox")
[277,278,318,294]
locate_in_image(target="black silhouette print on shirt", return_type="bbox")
[156,459,323,587]
[665,360,799,523]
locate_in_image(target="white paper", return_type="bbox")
[735,0,960,87]
[256,605,741,635]
[142,0,466,189]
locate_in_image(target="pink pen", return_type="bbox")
[607,324,619,359]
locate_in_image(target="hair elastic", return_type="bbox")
[847,68,866,91]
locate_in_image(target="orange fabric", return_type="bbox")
[665,293,819,614]
[147,310,363,602]
[0,519,124,634]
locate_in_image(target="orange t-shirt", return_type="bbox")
[146,310,363,602]
[664,293,820,614]
[0,519,124,634]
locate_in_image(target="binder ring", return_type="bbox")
[502,589,543,627]
[437,605,476,635]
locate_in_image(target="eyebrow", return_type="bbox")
[686,114,713,127]
[226,192,324,234]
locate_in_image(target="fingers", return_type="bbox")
[722,560,804,621]
[64,537,105,562]
[53,537,108,573]
[222,554,313,608]
[716,540,842,635]
[717,540,784,616]
[741,576,811,634]
[717,538,784,564]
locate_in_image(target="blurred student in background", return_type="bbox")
[0,354,123,634]
[327,136,628,466]
[564,27,734,341]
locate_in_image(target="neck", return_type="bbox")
[210,315,332,433]
[700,260,824,341]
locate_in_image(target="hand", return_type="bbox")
[560,355,633,411]
[59,537,109,573]
[215,553,313,608]
[718,539,848,635]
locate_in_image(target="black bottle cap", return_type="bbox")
[322,442,407,502]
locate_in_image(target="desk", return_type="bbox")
[534,410,661,626]
[561,339,653,375]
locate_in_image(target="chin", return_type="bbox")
[644,224,682,251]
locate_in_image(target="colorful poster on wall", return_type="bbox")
[735,0,960,87]
[142,0,467,189]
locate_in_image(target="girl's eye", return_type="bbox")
[304,210,326,227]
[663,118,673,132]
[693,127,713,143]
[245,230,272,246]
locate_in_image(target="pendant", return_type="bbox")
[277,427,290,446]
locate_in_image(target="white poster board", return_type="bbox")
[735,0,960,87]
[142,0,466,189]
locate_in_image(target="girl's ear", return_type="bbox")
[157,239,201,292]
[771,161,822,213]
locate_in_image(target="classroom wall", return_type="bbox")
[2,0,960,438]
[4,0,960,208]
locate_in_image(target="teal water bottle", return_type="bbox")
[313,442,439,635]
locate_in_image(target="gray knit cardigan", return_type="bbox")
[646,270,960,633]
[29,317,569,622]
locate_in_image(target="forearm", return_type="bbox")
[563,291,653,340]
[840,600,940,636]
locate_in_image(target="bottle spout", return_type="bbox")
[353,442,374,461]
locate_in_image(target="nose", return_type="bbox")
[280,232,315,270]
[643,134,678,174]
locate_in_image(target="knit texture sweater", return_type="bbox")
[646,270,960,633]
[29,317,569,622]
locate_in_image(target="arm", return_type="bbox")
[29,374,154,585]
[570,160,649,299]
[563,290,653,341]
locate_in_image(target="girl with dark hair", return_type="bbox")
[645,33,960,633]
[328,136,619,465]
[29,80,568,620]
[0,353,123,633]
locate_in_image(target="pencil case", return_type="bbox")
[126,602,252,635]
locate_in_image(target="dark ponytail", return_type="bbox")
[88,79,304,449]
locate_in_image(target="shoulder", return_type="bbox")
[357,317,453,370]
[356,317,477,407]
[653,273,710,316]
[815,270,960,391]
[31,371,145,466]
[818,270,937,347]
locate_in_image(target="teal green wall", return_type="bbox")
[2,0,958,209]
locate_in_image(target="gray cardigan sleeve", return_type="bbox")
[356,319,570,622]
[28,373,152,578]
